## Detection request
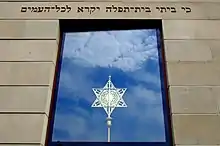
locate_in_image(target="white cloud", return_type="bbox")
[129,68,161,87]
[58,67,95,103]
[63,30,158,72]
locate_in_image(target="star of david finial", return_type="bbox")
[91,75,127,118]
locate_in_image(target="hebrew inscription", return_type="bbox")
[21,5,71,13]
[181,6,191,13]
[77,5,191,14]
[20,4,192,14]
[77,6,100,14]
[155,6,191,13]
[105,5,152,13]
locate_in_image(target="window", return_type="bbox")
[47,20,173,146]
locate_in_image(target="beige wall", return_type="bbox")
[0,0,220,146]
[0,20,59,146]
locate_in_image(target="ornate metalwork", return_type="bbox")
[91,75,127,142]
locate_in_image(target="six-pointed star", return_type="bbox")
[91,76,127,118]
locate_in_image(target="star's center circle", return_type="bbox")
[100,90,120,107]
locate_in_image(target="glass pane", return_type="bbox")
[52,29,166,142]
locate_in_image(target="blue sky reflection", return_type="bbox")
[52,29,166,142]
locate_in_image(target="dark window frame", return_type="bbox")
[46,19,174,146]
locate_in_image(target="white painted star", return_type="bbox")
[91,75,127,118]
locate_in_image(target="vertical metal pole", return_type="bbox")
[106,117,112,142]
[107,76,111,142]
[108,126,111,142]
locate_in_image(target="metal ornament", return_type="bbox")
[91,75,127,142]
